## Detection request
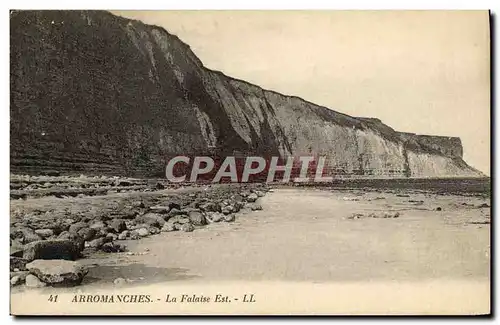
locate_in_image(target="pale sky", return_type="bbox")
[113,10,490,175]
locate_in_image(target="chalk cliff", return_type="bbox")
[10,10,484,178]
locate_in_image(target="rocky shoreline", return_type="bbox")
[10,174,269,288]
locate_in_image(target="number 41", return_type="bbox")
[48,295,58,303]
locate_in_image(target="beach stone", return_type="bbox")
[188,211,207,226]
[161,223,176,232]
[129,231,140,240]
[221,205,234,215]
[25,274,46,288]
[10,270,30,286]
[68,222,87,234]
[87,237,111,249]
[167,208,183,218]
[136,228,150,237]
[168,202,181,211]
[223,214,236,222]
[10,257,28,271]
[26,259,88,286]
[57,232,85,252]
[35,229,54,239]
[255,190,265,197]
[117,230,129,240]
[136,213,165,228]
[248,203,263,211]
[131,201,145,208]
[113,277,127,285]
[200,202,219,212]
[12,227,41,244]
[23,239,81,262]
[168,215,191,224]
[148,226,160,235]
[108,219,127,233]
[101,242,124,253]
[180,223,195,232]
[149,205,170,214]
[106,233,118,241]
[89,221,106,230]
[77,228,97,241]
[211,212,224,223]
[247,193,258,202]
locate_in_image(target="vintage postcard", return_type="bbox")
[9,10,491,315]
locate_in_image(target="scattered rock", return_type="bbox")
[101,242,125,253]
[23,239,81,262]
[11,227,42,244]
[57,232,85,252]
[10,257,28,271]
[168,202,181,211]
[34,229,54,239]
[161,223,176,232]
[118,230,129,240]
[188,211,207,226]
[168,215,191,224]
[25,274,46,288]
[247,193,258,202]
[87,237,110,249]
[223,214,236,222]
[221,205,234,215]
[68,221,87,234]
[77,228,97,241]
[136,213,165,228]
[89,221,106,230]
[136,228,150,237]
[199,202,219,212]
[478,203,490,208]
[436,207,442,211]
[108,219,127,233]
[113,277,127,286]
[106,233,118,241]
[248,203,263,211]
[149,205,170,214]
[254,190,265,197]
[148,226,160,235]
[211,212,224,223]
[180,223,195,232]
[26,259,88,286]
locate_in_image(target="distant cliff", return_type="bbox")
[10,10,484,178]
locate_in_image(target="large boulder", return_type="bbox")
[23,239,81,262]
[188,211,207,226]
[26,259,88,286]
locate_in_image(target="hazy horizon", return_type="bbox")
[113,10,490,175]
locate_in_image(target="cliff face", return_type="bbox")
[10,10,484,178]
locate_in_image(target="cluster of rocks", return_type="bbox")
[10,184,268,288]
